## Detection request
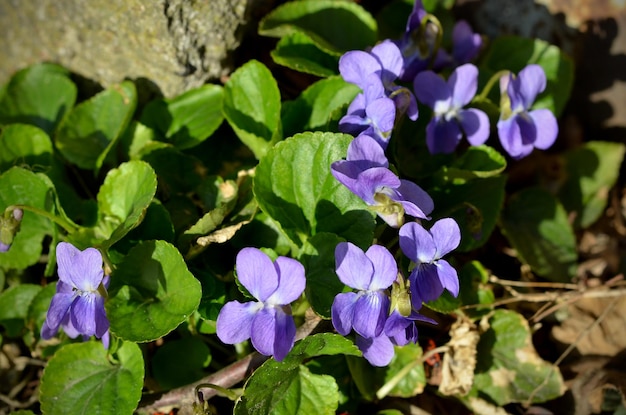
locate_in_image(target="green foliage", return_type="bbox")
[472,310,565,405]
[140,84,224,150]
[40,341,144,415]
[0,167,54,270]
[254,131,375,248]
[558,141,626,228]
[152,337,211,389]
[431,174,507,252]
[223,60,282,159]
[0,63,77,135]
[426,260,494,314]
[299,232,347,318]
[0,284,41,337]
[235,334,360,415]
[259,0,378,54]
[106,240,202,342]
[282,76,360,137]
[271,32,340,77]
[500,187,577,282]
[0,124,53,171]
[56,81,137,171]
[0,2,582,412]
[82,160,158,249]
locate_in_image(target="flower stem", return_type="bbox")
[476,69,510,102]
[5,204,78,234]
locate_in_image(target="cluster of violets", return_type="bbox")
[338,0,558,159]
[33,0,561,368]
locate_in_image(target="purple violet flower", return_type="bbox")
[331,242,396,339]
[497,64,558,159]
[451,20,483,65]
[41,242,110,348]
[216,247,305,361]
[384,276,437,347]
[414,63,490,154]
[339,74,396,149]
[394,0,445,81]
[339,40,418,121]
[331,135,434,228]
[399,218,461,305]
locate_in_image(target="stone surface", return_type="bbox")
[0,0,274,97]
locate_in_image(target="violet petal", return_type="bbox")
[331,291,358,336]
[236,247,278,302]
[356,334,395,367]
[267,257,305,305]
[399,221,437,264]
[216,300,258,344]
[459,108,490,146]
[529,109,558,150]
[430,218,461,258]
[335,242,374,289]
[365,245,397,290]
[352,291,389,338]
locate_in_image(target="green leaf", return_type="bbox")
[195,269,226,322]
[106,240,202,342]
[0,63,77,135]
[472,309,565,405]
[140,84,224,149]
[299,233,346,318]
[94,160,157,249]
[431,175,506,252]
[376,0,414,40]
[223,60,282,159]
[500,187,577,282]
[111,199,175,256]
[152,337,211,389]
[259,0,377,54]
[382,343,426,398]
[139,144,203,195]
[480,36,574,116]
[271,32,340,77]
[27,282,56,338]
[284,333,361,366]
[0,167,54,270]
[438,145,507,183]
[40,341,144,415]
[426,260,494,315]
[282,76,360,138]
[254,131,375,248]
[237,364,338,415]
[56,81,137,170]
[0,124,53,171]
[235,334,360,415]
[558,141,626,229]
[0,284,41,337]
[119,121,158,159]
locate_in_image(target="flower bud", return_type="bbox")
[0,208,24,252]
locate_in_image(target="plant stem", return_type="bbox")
[6,204,77,233]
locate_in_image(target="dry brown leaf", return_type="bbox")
[196,219,251,246]
[566,351,626,415]
[551,295,626,356]
[439,316,480,396]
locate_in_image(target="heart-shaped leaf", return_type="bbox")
[106,240,201,342]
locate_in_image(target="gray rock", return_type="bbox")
[0,0,274,97]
